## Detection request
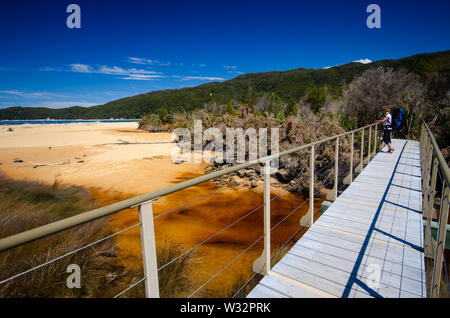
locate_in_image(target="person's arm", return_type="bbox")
[375,116,388,124]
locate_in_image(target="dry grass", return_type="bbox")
[0,175,196,298]
[0,175,117,297]
[424,252,450,298]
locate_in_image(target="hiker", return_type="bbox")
[375,106,394,153]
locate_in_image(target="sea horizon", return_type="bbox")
[0,119,140,125]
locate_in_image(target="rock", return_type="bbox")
[289,180,296,186]
[13,159,23,163]
[237,170,246,178]
[7,128,13,132]
[253,165,262,175]
[106,272,118,283]
[275,168,292,183]
[245,169,256,177]
[77,160,85,163]
[250,180,257,188]
[227,177,239,186]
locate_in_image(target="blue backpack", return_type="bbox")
[391,108,404,130]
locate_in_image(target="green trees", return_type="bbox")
[156,107,173,124]
[225,100,235,115]
[285,97,297,117]
[305,83,327,113]
[0,50,449,121]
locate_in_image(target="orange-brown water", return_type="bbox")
[90,172,323,297]
[0,124,327,297]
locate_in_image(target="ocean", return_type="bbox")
[0,119,139,125]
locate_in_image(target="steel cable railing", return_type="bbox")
[198,169,337,298]
[111,142,346,298]
[421,121,449,298]
[0,222,141,286]
[113,277,146,298]
[231,184,328,298]
[156,159,335,275]
[0,122,383,298]
[188,233,265,298]
[153,182,240,220]
[157,192,283,272]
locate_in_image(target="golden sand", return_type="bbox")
[0,122,312,297]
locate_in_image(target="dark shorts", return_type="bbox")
[383,129,392,144]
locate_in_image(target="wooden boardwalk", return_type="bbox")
[248,139,426,298]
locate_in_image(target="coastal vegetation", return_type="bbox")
[0,175,194,297]
[138,59,449,194]
[1,50,449,141]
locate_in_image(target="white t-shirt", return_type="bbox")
[383,113,392,130]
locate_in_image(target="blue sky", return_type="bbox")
[0,0,449,108]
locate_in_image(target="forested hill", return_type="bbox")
[1,50,449,120]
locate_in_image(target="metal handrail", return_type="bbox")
[423,122,450,186]
[421,121,450,297]
[0,122,378,253]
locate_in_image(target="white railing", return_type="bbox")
[420,122,450,297]
[0,123,382,298]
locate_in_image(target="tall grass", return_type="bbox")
[0,175,116,297]
[0,175,196,298]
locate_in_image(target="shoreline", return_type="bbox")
[0,121,314,297]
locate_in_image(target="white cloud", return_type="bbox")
[322,58,372,69]
[0,90,100,109]
[70,63,94,73]
[38,66,64,72]
[223,65,237,69]
[126,57,171,66]
[120,74,164,81]
[33,101,98,108]
[173,75,225,81]
[67,64,164,80]
[126,57,156,65]
[0,90,70,99]
[97,65,160,76]
[353,58,372,64]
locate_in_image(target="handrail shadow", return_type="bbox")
[341,141,408,298]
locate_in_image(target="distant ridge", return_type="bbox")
[1,50,449,120]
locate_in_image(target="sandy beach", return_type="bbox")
[0,122,311,297]
[0,122,205,192]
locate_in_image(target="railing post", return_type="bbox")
[425,156,438,258]
[431,184,449,297]
[327,137,339,201]
[366,126,372,164]
[301,145,315,227]
[344,132,354,185]
[360,128,364,173]
[139,201,160,298]
[263,161,271,274]
[374,124,377,155]
[252,161,271,275]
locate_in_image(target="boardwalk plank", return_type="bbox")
[248,139,425,298]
